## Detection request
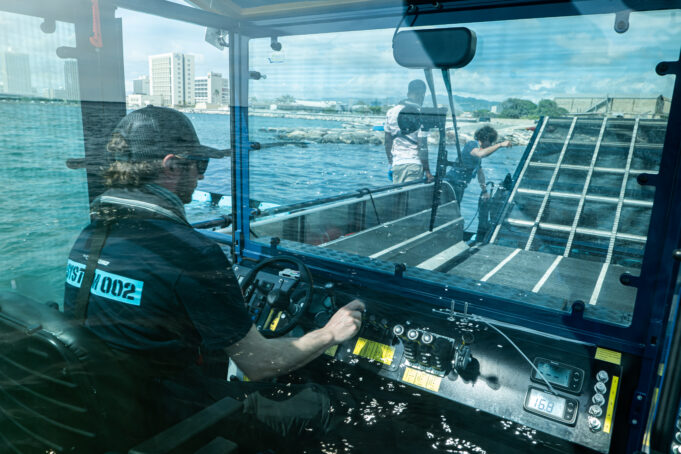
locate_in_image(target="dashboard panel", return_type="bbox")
[234,261,628,453]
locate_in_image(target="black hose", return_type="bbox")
[358,187,382,225]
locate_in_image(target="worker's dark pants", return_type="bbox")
[149,365,356,452]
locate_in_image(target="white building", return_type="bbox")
[148,53,195,107]
[126,94,165,108]
[1,52,33,96]
[132,75,149,95]
[194,72,229,107]
[64,60,79,101]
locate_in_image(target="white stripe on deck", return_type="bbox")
[368,217,462,259]
[589,263,610,305]
[417,241,469,271]
[480,248,521,282]
[532,256,563,293]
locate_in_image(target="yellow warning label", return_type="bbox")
[595,347,622,365]
[324,345,338,357]
[658,363,665,376]
[603,375,619,433]
[402,367,442,392]
[353,337,395,365]
[269,311,282,331]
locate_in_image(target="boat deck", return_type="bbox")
[447,244,638,321]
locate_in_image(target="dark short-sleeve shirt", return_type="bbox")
[64,217,252,370]
[446,140,482,189]
[458,140,482,183]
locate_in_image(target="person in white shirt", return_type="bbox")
[384,80,433,183]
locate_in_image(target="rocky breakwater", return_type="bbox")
[260,126,384,145]
[260,123,534,147]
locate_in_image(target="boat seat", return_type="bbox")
[0,291,164,453]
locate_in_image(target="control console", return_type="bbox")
[231,262,624,453]
[330,313,623,453]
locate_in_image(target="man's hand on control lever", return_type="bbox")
[227,299,365,381]
[322,299,365,343]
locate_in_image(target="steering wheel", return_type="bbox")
[239,255,314,337]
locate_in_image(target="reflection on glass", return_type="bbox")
[246,11,679,327]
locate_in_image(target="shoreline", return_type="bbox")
[179,107,538,146]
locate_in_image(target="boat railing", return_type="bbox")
[191,179,428,230]
[254,179,427,219]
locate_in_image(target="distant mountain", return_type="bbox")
[319,95,499,112]
[449,95,498,112]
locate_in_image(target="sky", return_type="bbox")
[0,5,679,103]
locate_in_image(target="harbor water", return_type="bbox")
[0,101,524,311]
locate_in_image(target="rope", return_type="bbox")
[358,188,382,225]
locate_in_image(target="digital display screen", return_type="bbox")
[536,360,572,387]
[527,388,566,418]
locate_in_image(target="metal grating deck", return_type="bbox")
[450,116,666,317]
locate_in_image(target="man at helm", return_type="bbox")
[63,106,364,448]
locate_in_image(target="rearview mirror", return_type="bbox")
[393,27,477,69]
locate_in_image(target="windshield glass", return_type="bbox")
[248,10,680,327]
[0,8,233,303]
[0,13,88,305]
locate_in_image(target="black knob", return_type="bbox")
[432,338,453,372]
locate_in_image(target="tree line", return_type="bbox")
[475,98,568,119]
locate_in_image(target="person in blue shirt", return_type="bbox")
[446,125,513,203]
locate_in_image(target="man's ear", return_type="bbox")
[162,154,181,175]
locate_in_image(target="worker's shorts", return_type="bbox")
[392,163,423,183]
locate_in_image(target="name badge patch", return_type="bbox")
[66,259,144,306]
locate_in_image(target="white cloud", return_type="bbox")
[529,80,559,91]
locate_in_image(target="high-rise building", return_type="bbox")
[64,60,79,101]
[221,78,230,105]
[194,72,228,106]
[148,53,195,107]
[132,75,149,95]
[1,52,33,96]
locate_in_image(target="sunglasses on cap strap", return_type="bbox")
[178,155,209,174]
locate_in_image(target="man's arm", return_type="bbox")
[225,300,365,381]
[470,140,512,158]
[384,132,393,165]
[418,135,433,182]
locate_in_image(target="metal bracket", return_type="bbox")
[628,392,646,428]
[620,272,641,288]
[205,28,228,50]
[657,60,680,76]
[270,237,280,249]
[568,300,585,321]
[673,249,681,261]
[637,172,659,187]
[614,10,630,34]
[40,18,56,34]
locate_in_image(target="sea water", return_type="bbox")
[0,100,535,453]
[0,101,523,305]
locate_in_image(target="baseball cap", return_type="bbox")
[110,106,229,163]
